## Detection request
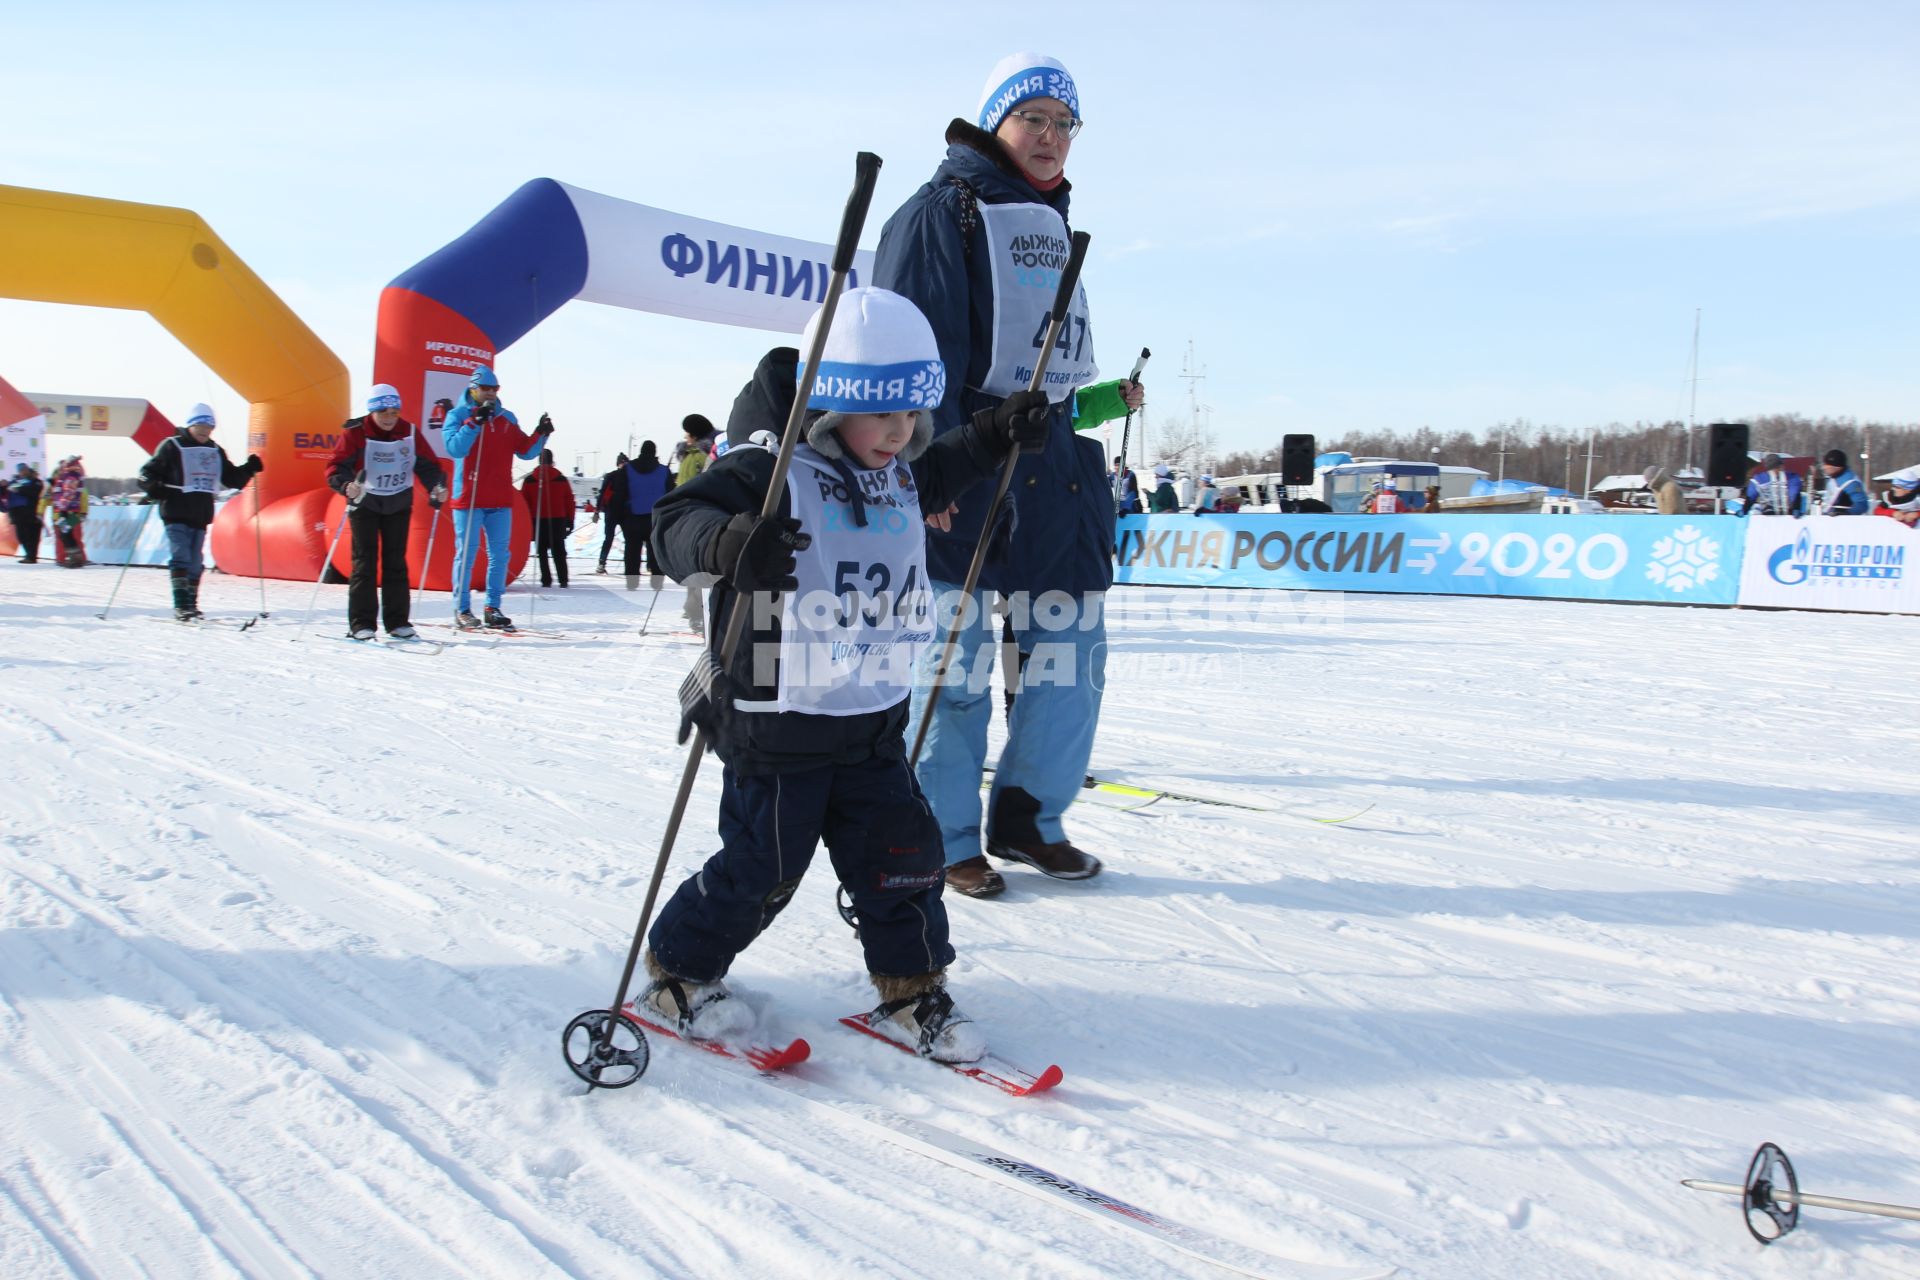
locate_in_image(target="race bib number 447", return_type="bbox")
[978,203,1097,402]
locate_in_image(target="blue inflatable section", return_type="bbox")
[387,178,590,351]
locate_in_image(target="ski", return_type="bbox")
[423,621,569,639]
[744,1070,1390,1279]
[837,1011,1062,1096]
[144,615,259,631]
[333,635,446,655]
[621,1003,810,1073]
[985,765,1374,824]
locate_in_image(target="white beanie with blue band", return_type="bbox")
[365,384,402,413]
[976,52,1079,133]
[797,287,944,463]
[185,402,216,428]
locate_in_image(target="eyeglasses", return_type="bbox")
[1008,109,1082,140]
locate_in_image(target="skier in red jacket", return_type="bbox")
[519,449,577,588]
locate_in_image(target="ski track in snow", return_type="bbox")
[3,566,1918,1278]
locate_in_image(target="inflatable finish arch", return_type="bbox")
[375,178,871,590]
[0,185,347,580]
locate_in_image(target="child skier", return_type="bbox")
[643,287,1048,1063]
[136,405,263,618]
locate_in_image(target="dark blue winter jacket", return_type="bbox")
[6,474,41,513]
[874,121,1115,597]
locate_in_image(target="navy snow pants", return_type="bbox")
[648,755,955,983]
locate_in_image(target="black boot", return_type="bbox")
[185,577,205,620]
[170,569,195,621]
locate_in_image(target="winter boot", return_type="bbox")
[943,855,1006,898]
[868,972,985,1064]
[640,952,754,1041]
[483,605,513,629]
[986,836,1102,881]
[350,627,378,641]
[595,561,608,574]
[454,609,482,629]
[170,569,195,621]
[388,625,419,640]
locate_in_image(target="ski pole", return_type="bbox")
[1112,347,1150,511]
[413,499,442,615]
[563,151,883,1092]
[909,230,1092,768]
[96,499,158,620]
[454,405,493,625]
[529,452,546,629]
[1683,1142,1920,1245]
[250,473,270,619]
[637,580,663,636]
[296,501,353,633]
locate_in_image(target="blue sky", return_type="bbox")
[5,0,1916,476]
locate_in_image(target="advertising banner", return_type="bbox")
[1736,514,1920,614]
[1,373,46,473]
[22,392,175,454]
[1114,513,1747,606]
[82,502,205,568]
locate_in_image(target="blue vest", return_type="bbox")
[1823,470,1869,515]
[626,463,669,515]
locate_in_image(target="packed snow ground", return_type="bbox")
[2,554,1917,1280]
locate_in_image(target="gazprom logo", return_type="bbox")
[1767,527,1903,586]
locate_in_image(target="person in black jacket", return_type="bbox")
[136,403,262,620]
[7,464,43,563]
[594,452,629,573]
[640,288,1047,1063]
[326,384,447,639]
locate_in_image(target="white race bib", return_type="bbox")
[977,202,1098,403]
[179,444,220,494]
[746,444,932,717]
[364,433,416,496]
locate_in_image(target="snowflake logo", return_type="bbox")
[1645,524,1723,593]
[1046,71,1078,115]
[908,361,947,409]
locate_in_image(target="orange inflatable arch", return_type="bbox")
[0,185,394,582]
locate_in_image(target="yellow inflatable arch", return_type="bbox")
[0,185,347,578]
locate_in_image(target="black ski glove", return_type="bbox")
[246,454,264,476]
[709,512,810,593]
[971,390,1051,457]
[535,412,555,436]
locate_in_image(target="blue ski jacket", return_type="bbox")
[874,121,1115,597]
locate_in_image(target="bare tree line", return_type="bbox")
[1216,415,1920,487]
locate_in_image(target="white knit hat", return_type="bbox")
[799,288,945,414]
[797,289,946,463]
[185,402,216,427]
[366,384,402,412]
[976,53,1079,133]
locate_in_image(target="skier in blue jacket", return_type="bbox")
[441,366,549,628]
[1742,454,1803,516]
[876,52,1131,899]
[1816,449,1871,515]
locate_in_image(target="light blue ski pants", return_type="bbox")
[906,582,1106,865]
[451,506,514,613]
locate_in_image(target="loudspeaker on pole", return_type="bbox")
[1706,423,1751,488]
[1281,434,1317,486]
